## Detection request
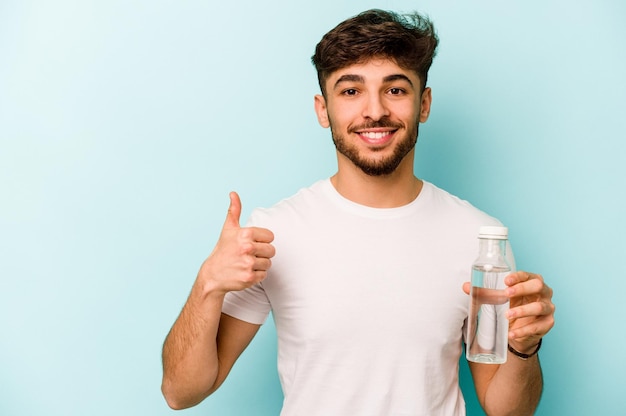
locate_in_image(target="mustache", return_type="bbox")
[348,119,404,133]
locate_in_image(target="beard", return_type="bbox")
[330,118,419,176]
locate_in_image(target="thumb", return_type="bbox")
[223,191,242,229]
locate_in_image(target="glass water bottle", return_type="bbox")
[466,226,511,364]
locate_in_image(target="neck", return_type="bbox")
[331,150,423,208]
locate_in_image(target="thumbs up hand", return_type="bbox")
[198,192,276,295]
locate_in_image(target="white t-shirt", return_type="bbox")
[223,179,505,416]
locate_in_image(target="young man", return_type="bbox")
[161,9,555,415]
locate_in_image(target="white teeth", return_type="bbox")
[361,131,388,139]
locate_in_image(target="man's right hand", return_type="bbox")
[197,192,275,295]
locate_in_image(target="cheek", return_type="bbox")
[395,108,419,125]
[326,105,352,129]
[387,99,420,119]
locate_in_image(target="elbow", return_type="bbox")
[161,379,195,410]
[161,383,185,410]
[165,400,189,411]
[161,377,215,410]
[164,398,186,411]
[163,395,186,411]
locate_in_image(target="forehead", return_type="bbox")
[326,58,421,88]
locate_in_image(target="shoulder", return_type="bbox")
[422,181,495,216]
[420,181,502,235]
[246,179,332,227]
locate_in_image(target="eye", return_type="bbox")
[341,88,359,96]
[388,87,406,95]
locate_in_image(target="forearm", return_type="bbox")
[161,194,275,408]
[467,270,553,415]
[161,285,225,409]
[480,353,543,416]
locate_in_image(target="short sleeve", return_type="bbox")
[222,283,271,325]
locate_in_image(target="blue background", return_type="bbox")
[1,0,625,415]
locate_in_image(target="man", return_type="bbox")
[161,9,555,415]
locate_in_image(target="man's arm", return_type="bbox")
[161,192,275,409]
[466,271,555,415]
[469,349,543,415]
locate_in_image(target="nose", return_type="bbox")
[362,93,390,121]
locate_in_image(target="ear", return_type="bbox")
[314,94,330,128]
[419,87,432,123]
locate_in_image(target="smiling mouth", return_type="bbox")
[355,129,398,145]
[359,130,394,139]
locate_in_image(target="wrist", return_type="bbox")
[196,262,230,298]
[196,278,228,301]
[508,338,542,360]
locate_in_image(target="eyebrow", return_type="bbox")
[333,74,364,89]
[383,74,414,87]
[333,73,414,90]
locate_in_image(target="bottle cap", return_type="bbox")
[478,225,508,239]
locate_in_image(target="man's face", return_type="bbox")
[314,59,432,176]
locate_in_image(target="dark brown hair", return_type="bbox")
[311,9,438,95]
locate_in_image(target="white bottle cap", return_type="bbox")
[478,225,508,239]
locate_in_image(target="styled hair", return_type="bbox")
[311,9,438,95]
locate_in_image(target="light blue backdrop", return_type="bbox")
[1,0,625,415]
